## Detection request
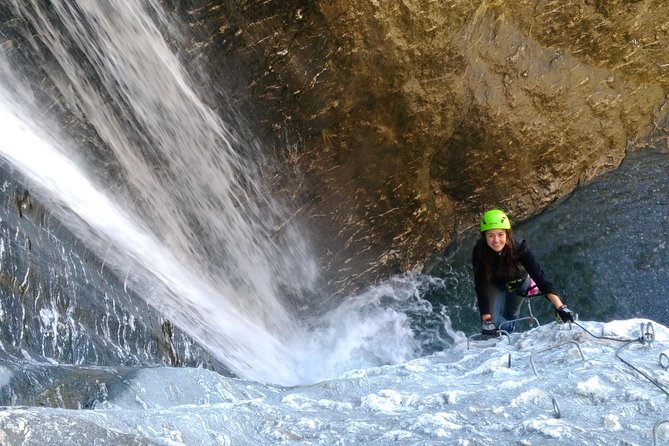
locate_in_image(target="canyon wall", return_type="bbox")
[174,0,669,292]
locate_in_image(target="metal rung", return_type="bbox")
[467,330,511,350]
[654,420,669,446]
[499,316,541,331]
[660,352,669,371]
[530,341,586,377]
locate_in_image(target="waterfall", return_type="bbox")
[0,0,319,384]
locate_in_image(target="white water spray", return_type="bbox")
[0,0,320,384]
[0,0,445,386]
[0,96,303,383]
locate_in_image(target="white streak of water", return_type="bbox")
[0,98,305,383]
[0,0,331,384]
[0,0,433,387]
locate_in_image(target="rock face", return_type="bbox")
[173,0,669,292]
[0,166,228,375]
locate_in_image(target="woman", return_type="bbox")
[472,209,575,336]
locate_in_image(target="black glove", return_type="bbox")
[556,305,575,323]
[481,318,499,337]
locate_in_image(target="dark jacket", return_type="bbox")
[472,237,556,315]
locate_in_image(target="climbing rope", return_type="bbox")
[573,321,669,397]
[465,314,668,434]
[572,320,654,344]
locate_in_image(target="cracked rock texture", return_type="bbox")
[31,1,669,294]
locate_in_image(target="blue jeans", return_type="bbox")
[493,276,532,332]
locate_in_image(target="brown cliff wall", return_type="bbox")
[171,0,669,293]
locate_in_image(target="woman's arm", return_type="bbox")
[545,292,565,309]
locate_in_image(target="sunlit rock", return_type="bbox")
[170,0,669,290]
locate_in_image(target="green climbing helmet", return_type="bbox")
[480,209,511,232]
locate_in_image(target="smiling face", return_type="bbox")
[485,229,507,253]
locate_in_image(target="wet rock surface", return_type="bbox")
[0,165,229,376]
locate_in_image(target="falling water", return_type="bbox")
[0,0,320,384]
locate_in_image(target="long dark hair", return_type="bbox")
[473,229,519,281]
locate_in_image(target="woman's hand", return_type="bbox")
[546,293,576,323]
[556,305,575,323]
